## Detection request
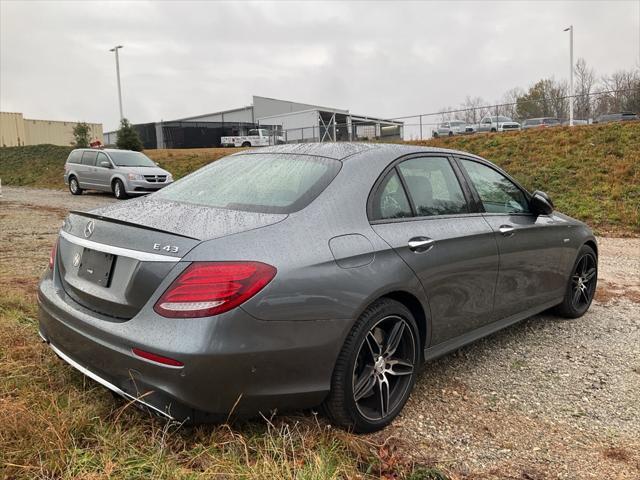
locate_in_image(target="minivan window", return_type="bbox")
[107,151,156,167]
[96,152,110,167]
[460,159,529,214]
[81,151,98,166]
[67,150,82,164]
[397,157,468,216]
[154,153,340,214]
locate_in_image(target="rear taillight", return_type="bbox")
[49,239,58,270]
[154,261,276,318]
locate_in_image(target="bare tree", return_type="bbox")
[574,58,596,121]
[460,96,488,124]
[501,87,525,120]
[598,69,640,115]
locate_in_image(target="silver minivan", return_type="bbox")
[64,149,173,199]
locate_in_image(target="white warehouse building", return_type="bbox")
[104,96,403,149]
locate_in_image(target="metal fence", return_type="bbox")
[392,87,639,141]
[264,88,639,144]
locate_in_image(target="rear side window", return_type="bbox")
[154,153,340,214]
[397,157,468,216]
[370,170,412,220]
[81,151,98,166]
[67,150,82,164]
[459,159,529,214]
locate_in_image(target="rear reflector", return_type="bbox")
[132,347,184,367]
[49,238,58,270]
[154,261,277,318]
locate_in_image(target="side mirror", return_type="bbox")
[100,161,111,169]
[530,190,554,215]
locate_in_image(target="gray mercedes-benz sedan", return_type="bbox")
[38,143,598,432]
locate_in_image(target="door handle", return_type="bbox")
[408,237,435,253]
[499,225,515,237]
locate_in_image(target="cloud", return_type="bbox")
[1,0,637,131]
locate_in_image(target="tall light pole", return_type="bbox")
[564,26,574,126]
[109,45,124,121]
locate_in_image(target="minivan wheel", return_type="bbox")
[69,176,83,195]
[113,179,128,200]
[323,298,420,433]
[241,141,251,147]
[448,131,454,137]
[554,245,597,318]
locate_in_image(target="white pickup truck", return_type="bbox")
[221,129,283,148]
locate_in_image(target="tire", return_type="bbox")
[322,298,420,433]
[490,128,497,132]
[432,132,438,138]
[241,141,251,147]
[448,131,454,137]
[112,179,128,200]
[553,245,598,318]
[68,176,83,195]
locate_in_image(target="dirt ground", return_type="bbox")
[1,186,639,479]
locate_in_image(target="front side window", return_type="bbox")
[371,170,412,220]
[459,159,529,214]
[154,153,340,214]
[397,157,468,217]
[96,152,110,167]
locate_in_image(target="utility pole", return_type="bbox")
[109,45,124,120]
[564,26,574,126]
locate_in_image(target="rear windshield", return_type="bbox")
[107,151,156,167]
[153,153,341,214]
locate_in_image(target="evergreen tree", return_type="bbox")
[116,118,143,151]
[72,122,91,148]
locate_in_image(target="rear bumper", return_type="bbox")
[37,273,348,422]
[39,331,176,419]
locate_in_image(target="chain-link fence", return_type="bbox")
[264,88,639,144]
[393,87,639,141]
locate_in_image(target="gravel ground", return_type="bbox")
[1,186,639,479]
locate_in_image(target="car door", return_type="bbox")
[456,157,567,319]
[94,152,112,190]
[79,150,99,187]
[370,155,499,345]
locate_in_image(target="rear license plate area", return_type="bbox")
[77,248,115,287]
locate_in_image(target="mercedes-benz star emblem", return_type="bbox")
[84,220,95,238]
[72,252,81,268]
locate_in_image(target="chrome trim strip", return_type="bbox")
[45,337,174,420]
[59,230,181,263]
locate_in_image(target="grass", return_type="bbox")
[0,288,448,479]
[0,122,638,235]
[411,122,640,235]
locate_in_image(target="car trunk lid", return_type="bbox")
[57,198,287,319]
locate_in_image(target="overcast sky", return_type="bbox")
[1,0,639,132]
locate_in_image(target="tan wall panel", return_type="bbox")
[0,112,27,146]
[23,119,104,146]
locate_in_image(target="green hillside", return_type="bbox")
[411,122,639,235]
[1,122,638,234]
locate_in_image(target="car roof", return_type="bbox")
[237,142,482,162]
[71,148,137,153]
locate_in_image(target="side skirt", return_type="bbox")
[423,298,562,362]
